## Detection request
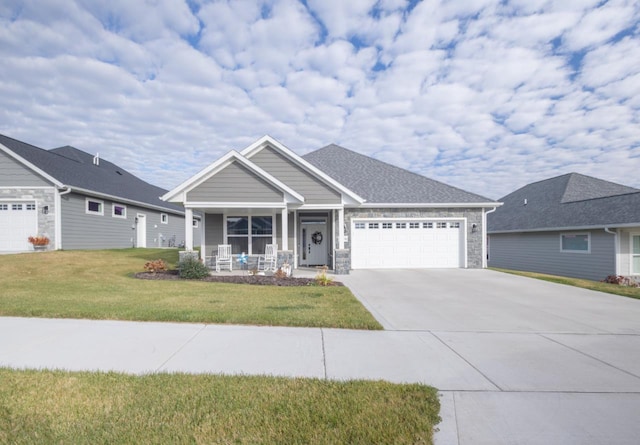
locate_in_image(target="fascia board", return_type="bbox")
[240,135,365,204]
[357,202,503,208]
[488,222,640,234]
[184,202,287,209]
[0,142,64,187]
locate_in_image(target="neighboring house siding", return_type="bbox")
[187,162,283,203]
[488,230,615,280]
[0,151,51,187]
[61,192,187,250]
[344,207,484,268]
[249,146,341,204]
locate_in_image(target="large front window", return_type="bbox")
[227,216,273,254]
[632,235,640,275]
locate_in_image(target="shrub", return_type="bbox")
[178,257,210,279]
[602,275,640,287]
[28,236,50,246]
[144,259,167,274]
[314,265,333,286]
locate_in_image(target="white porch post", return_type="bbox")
[338,208,345,249]
[281,208,288,250]
[185,208,193,251]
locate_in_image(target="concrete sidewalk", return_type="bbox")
[2,316,640,444]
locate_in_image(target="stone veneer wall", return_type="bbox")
[343,208,485,269]
[1,187,56,248]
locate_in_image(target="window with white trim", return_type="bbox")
[86,199,104,215]
[160,213,168,224]
[355,222,366,229]
[26,204,36,211]
[436,222,447,229]
[560,233,590,253]
[382,222,393,229]
[12,204,23,211]
[450,222,460,228]
[0,204,7,211]
[226,215,272,255]
[112,204,127,218]
[409,222,420,229]
[396,222,406,229]
[423,222,433,229]
[368,222,379,229]
[632,235,640,275]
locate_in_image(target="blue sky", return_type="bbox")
[1,0,639,199]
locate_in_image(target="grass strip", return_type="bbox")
[492,268,640,300]
[0,368,440,445]
[0,249,382,329]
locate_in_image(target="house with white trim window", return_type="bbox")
[0,134,199,252]
[162,135,499,274]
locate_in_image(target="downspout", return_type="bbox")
[604,227,619,275]
[55,186,72,250]
[483,207,497,268]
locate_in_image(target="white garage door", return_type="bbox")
[0,201,38,252]
[351,219,465,269]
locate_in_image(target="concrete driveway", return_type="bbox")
[341,269,640,444]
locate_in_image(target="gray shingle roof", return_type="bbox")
[303,144,494,204]
[0,134,183,213]
[488,173,640,232]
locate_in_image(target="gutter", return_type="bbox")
[483,207,497,268]
[604,227,619,275]
[54,186,72,250]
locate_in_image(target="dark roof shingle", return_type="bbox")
[303,144,494,204]
[0,134,183,213]
[488,173,640,232]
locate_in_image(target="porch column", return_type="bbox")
[338,208,345,249]
[185,208,193,251]
[281,208,288,250]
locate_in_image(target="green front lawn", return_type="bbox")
[492,268,640,300]
[0,368,440,444]
[0,249,382,329]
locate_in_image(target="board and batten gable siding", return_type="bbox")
[0,150,51,187]
[488,230,615,281]
[61,192,188,250]
[187,162,283,203]
[249,145,341,204]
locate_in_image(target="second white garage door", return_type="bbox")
[0,201,38,252]
[351,219,465,269]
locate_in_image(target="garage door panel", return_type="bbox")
[352,220,464,269]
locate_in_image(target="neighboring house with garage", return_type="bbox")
[162,135,499,274]
[0,134,199,253]
[487,173,640,281]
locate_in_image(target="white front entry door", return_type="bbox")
[301,222,328,266]
[351,219,465,269]
[136,214,147,248]
[0,201,38,252]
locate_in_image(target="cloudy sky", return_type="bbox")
[1,0,639,199]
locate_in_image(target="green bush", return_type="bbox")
[178,257,210,279]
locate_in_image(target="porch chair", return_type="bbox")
[257,243,278,273]
[215,244,233,272]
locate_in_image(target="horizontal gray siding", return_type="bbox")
[250,146,341,204]
[0,151,51,187]
[488,230,615,281]
[187,162,283,203]
[61,192,192,250]
[204,213,224,257]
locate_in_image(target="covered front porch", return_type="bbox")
[183,206,349,274]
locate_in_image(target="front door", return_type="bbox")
[301,221,327,266]
[136,214,147,248]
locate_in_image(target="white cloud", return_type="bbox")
[0,0,638,199]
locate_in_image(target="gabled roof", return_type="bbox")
[241,136,365,205]
[161,150,305,205]
[0,134,183,213]
[303,144,496,205]
[488,173,640,233]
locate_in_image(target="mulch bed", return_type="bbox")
[134,270,343,287]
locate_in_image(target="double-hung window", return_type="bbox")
[226,216,272,255]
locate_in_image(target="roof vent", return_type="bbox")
[93,153,100,166]
[116,170,123,176]
[524,198,527,206]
